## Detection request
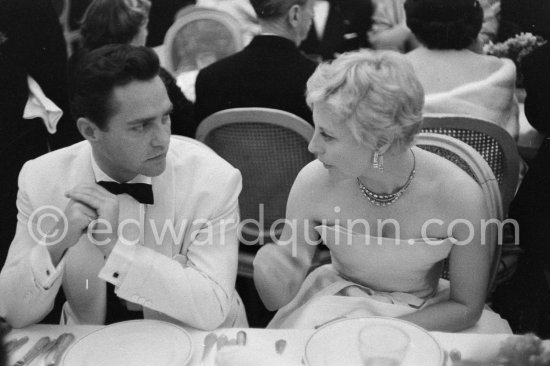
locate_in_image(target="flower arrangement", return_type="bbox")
[484,33,547,87]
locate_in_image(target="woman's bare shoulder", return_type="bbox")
[286,160,333,211]
[415,147,485,213]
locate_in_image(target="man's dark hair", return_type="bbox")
[250,0,308,20]
[71,44,160,129]
[405,0,483,50]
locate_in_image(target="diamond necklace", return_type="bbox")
[356,149,416,207]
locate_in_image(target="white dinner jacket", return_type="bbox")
[0,137,247,329]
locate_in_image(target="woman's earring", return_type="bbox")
[372,151,384,172]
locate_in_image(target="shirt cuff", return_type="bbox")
[98,240,137,287]
[30,244,65,290]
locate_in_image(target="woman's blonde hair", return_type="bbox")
[306,50,424,153]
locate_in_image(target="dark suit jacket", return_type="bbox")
[0,0,81,269]
[194,35,317,126]
[300,0,374,61]
[499,0,550,42]
[146,0,196,47]
[509,138,550,272]
[522,42,550,136]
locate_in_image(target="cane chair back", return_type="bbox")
[417,133,503,295]
[420,116,520,215]
[196,108,315,278]
[163,6,243,75]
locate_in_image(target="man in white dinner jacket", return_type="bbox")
[0,44,247,329]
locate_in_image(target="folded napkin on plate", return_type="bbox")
[23,75,63,134]
[216,346,302,366]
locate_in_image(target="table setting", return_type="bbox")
[4,317,550,366]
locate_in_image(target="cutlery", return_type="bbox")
[236,330,247,346]
[44,333,76,366]
[449,348,462,363]
[275,339,287,355]
[13,336,51,366]
[313,316,347,329]
[5,336,29,354]
[199,333,217,366]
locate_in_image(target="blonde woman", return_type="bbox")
[253,50,511,333]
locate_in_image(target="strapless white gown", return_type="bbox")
[267,225,512,334]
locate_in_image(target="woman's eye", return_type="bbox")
[321,132,334,140]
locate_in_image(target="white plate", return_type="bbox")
[61,320,193,366]
[304,317,444,366]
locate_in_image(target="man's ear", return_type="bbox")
[287,4,301,28]
[76,117,101,142]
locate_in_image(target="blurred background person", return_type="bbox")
[500,43,550,337]
[197,0,261,45]
[522,42,550,136]
[405,0,519,141]
[194,0,318,125]
[368,0,418,52]
[0,0,81,269]
[299,0,374,61]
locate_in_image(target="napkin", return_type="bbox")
[432,332,510,363]
[215,346,302,366]
[23,76,63,134]
[176,70,199,103]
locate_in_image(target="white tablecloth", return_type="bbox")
[6,323,544,366]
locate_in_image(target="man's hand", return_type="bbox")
[65,184,120,258]
[46,197,98,266]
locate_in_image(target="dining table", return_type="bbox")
[5,320,549,366]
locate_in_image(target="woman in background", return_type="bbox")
[405,0,519,140]
[253,50,511,333]
[73,0,196,137]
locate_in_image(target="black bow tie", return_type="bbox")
[97,181,154,204]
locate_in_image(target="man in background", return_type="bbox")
[194,0,318,125]
[300,0,374,60]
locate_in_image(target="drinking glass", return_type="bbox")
[358,324,410,366]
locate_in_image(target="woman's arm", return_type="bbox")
[399,179,490,332]
[253,163,322,311]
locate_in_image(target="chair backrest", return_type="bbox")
[416,132,503,294]
[420,116,520,215]
[196,108,314,249]
[163,6,243,75]
[53,0,81,56]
